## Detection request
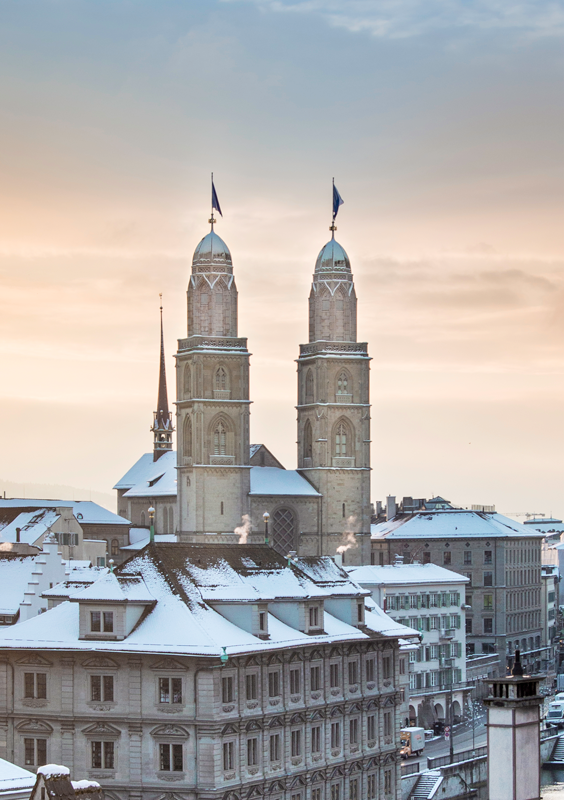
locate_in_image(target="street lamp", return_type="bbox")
[263,512,270,546]
[148,506,155,544]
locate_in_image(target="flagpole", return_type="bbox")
[210,172,215,232]
[330,177,336,239]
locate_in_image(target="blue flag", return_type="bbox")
[212,179,223,217]
[333,183,344,219]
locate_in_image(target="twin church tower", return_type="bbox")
[129,200,371,565]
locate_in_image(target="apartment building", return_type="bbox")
[371,509,545,672]
[349,563,469,729]
[0,543,418,800]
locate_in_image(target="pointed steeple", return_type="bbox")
[151,296,174,461]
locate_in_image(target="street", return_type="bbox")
[403,712,488,771]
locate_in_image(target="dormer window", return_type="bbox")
[309,606,319,628]
[259,612,267,633]
[357,603,365,625]
[91,611,113,633]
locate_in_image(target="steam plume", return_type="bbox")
[336,515,359,555]
[235,514,252,544]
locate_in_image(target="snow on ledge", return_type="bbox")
[72,780,101,791]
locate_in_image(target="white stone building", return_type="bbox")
[0,543,418,800]
[348,563,469,729]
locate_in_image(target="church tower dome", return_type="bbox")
[192,231,233,270]
[187,228,238,338]
[315,238,351,273]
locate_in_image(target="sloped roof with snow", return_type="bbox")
[0,543,417,657]
[69,571,155,603]
[114,451,177,498]
[0,757,35,792]
[348,563,469,587]
[371,509,545,540]
[0,499,129,528]
[250,467,320,496]
[0,509,60,545]
[0,555,37,614]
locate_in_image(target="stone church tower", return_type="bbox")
[296,229,371,564]
[175,225,251,539]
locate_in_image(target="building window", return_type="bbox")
[183,417,192,458]
[304,420,313,460]
[464,551,472,565]
[215,366,227,391]
[91,675,114,702]
[384,711,392,736]
[312,789,322,800]
[310,665,322,692]
[246,673,258,701]
[350,778,359,800]
[24,673,46,700]
[268,670,281,698]
[159,677,182,704]
[348,661,359,685]
[311,725,322,753]
[337,372,348,394]
[484,618,493,634]
[422,551,431,563]
[466,618,472,634]
[330,663,340,689]
[183,365,191,398]
[259,611,267,633]
[247,737,258,767]
[269,733,281,762]
[367,714,376,740]
[444,552,451,565]
[92,741,115,770]
[366,657,375,682]
[382,655,392,679]
[367,774,377,799]
[290,668,301,695]
[222,676,234,704]
[223,741,234,771]
[484,572,493,587]
[305,369,314,402]
[335,422,348,456]
[357,603,364,624]
[484,595,493,610]
[111,539,119,556]
[24,738,47,767]
[384,769,393,795]
[484,550,492,564]
[482,643,496,654]
[349,718,359,745]
[158,742,182,772]
[220,501,224,516]
[271,507,296,556]
[90,611,113,633]
[291,729,302,757]
[331,721,341,749]
[213,421,227,455]
[330,785,341,800]
[309,606,320,628]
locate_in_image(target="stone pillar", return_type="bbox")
[61,723,75,773]
[483,651,543,800]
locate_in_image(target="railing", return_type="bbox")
[427,746,487,769]
[401,761,422,776]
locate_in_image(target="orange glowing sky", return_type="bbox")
[0,1,563,516]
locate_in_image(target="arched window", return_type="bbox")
[215,366,227,391]
[184,365,191,398]
[140,511,146,527]
[163,506,168,534]
[335,421,348,456]
[184,417,192,458]
[305,369,314,402]
[272,508,296,556]
[213,421,227,455]
[111,539,119,556]
[169,507,174,534]
[303,420,313,461]
[337,372,348,394]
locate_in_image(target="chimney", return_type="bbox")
[334,552,343,568]
[15,527,21,543]
[386,495,396,521]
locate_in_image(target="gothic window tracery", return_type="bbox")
[303,420,313,461]
[334,420,352,457]
[184,365,191,399]
[305,370,314,403]
[336,372,348,394]
[215,366,228,391]
[213,421,227,455]
[184,417,192,458]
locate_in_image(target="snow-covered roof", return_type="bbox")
[69,572,155,604]
[37,766,70,779]
[0,555,38,614]
[371,510,546,540]
[523,519,564,534]
[348,563,469,587]
[249,467,320,496]
[0,499,128,527]
[114,451,177,497]
[249,444,261,459]
[0,544,417,657]
[0,758,35,793]
[121,534,177,551]
[0,509,60,546]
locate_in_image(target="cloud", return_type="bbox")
[227,0,564,39]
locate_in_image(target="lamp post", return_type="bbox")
[263,512,270,546]
[148,506,155,544]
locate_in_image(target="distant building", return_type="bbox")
[348,562,469,729]
[371,508,546,673]
[0,543,418,800]
[541,564,559,675]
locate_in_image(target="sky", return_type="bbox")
[0,0,563,517]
